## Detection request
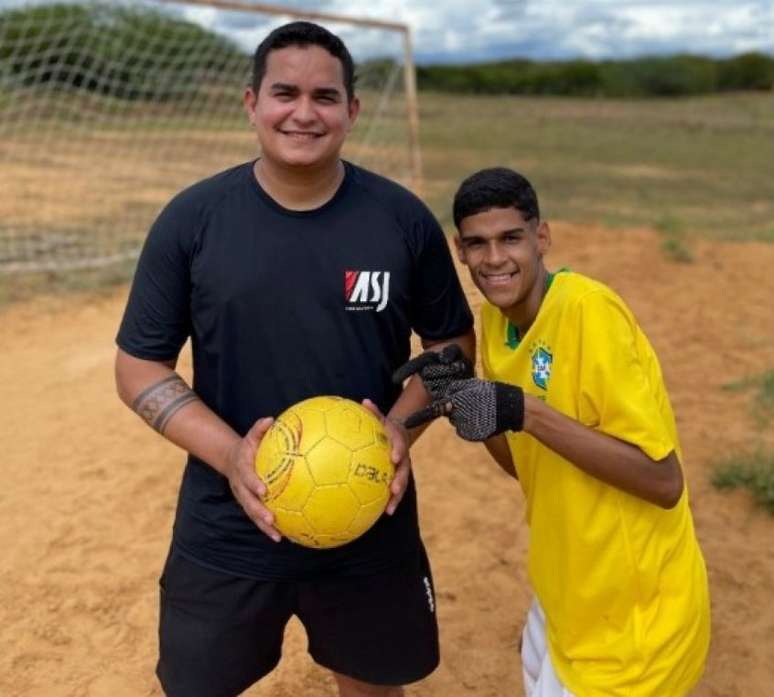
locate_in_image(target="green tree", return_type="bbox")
[718,52,774,91]
[0,3,246,100]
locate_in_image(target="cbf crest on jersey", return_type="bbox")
[530,341,553,390]
[344,270,391,312]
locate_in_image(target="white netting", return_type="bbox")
[0,0,413,274]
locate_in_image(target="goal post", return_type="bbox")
[0,0,422,276]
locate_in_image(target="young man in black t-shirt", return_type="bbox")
[115,21,474,697]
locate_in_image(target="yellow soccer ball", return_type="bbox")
[254,396,395,549]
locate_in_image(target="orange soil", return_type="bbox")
[1,223,772,696]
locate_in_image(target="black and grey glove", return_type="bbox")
[392,343,474,400]
[403,378,524,441]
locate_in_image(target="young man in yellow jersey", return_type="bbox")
[397,167,710,697]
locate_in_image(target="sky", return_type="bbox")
[169,0,774,64]
[3,0,773,64]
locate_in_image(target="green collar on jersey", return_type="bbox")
[505,267,570,349]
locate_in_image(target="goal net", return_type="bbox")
[0,0,420,275]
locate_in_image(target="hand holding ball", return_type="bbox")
[254,396,395,549]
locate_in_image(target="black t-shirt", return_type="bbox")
[117,161,473,580]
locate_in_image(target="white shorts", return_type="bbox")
[521,598,575,697]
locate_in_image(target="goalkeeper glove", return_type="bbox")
[403,378,524,441]
[392,343,474,400]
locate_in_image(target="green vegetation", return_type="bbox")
[712,450,774,514]
[418,91,774,242]
[2,4,773,304]
[3,4,772,101]
[655,215,693,263]
[417,53,774,97]
[659,237,694,264]
[714,372,774,514]
[3,90,772,306]
[757,372,774,416]
[0,3,246,100]
[723,371,774,426]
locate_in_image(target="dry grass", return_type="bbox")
[1,90,773,302]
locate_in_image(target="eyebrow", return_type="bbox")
[314,86,342,97]
[268,83,342,99]
[269,82,299,93]
[460,226,527,240]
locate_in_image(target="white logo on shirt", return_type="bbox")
[345,270,391,312]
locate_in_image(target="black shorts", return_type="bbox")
[156,546,440,697]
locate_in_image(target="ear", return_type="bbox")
[536,221,551,256]
[347,96,361,130]
[243,87,258,125]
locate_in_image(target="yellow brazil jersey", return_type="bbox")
[481,271,710,697]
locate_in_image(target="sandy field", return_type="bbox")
[1,223,773,696]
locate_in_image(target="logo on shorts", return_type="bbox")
[530,341,553,391]
[423,576,435,614]
[344,271,390,312]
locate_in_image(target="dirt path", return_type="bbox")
[1,223,772,696]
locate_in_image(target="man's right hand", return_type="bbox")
[225,417,282,542]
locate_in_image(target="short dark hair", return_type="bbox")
[453,167,540,229]
[251,21,356,102]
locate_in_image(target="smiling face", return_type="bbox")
[243,44,359,171]
[455,206,551,324]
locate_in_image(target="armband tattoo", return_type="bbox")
[132,375,199,434]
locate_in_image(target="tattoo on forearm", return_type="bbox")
[132,375,200,434]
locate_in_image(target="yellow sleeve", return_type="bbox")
[574,290,676,461]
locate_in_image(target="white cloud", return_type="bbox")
[3,0,771,61]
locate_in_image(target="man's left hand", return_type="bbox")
[362,399,411,515]
[392,343,474,400]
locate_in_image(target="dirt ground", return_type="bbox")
[1,223,773,696]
